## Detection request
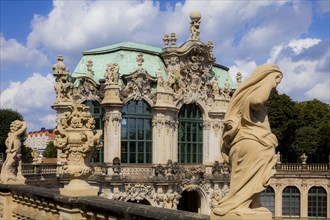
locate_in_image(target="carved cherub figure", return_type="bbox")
[0,120,27,184]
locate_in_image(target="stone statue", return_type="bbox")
[0,120,27,184]
[212,76,220,97]
[190,11,201,40]
[236,72,242,84]
[104,63,119,85]
[213,63,283,218]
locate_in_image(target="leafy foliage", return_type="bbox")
[268,94,330,163]
[43,141,57,158]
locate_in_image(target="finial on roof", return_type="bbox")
[86,60,93,77]
[190,10,201,40]
[52,55,69,77]
[236,72,242,84]
[170,33,177,47]
[163,33,169,48]
[207,40,214,57]
[136,53,144,67]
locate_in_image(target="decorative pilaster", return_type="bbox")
[101,63,123,163]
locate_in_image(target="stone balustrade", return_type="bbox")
[275,163,330,172]
[0,184,210,220]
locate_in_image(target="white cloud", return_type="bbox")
[287,38,321,54]
[24,0,313,68]
[306,83,330,103]
[0,73,56,131]
[269,38,329,103]
[229,60,258,83]
[0,35,50,69]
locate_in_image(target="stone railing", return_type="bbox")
[20,163,58,175]
[275,163,330,172]
[0,184,209,220]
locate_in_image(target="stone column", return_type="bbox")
[153,88,177,164]
[102,109,122,164]
[206,97,228,164]
[101,64,123,165]
[274,183,283,220]
[300,184,308,220]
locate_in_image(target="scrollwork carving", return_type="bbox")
[125,184,153,202]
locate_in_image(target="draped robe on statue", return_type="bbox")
[214,63,282,216]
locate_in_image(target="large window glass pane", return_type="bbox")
[178,104,203,164]
[260,187,275,216]
[121,100,152,164]
[282,186,300,217]
[308,187,327,218]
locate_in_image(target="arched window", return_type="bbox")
[85,101,104,163]
[308,186,327,218]
[178,104,203,164]
[260,186,275,216]
[121,100,152,164]
[282,186,300,217]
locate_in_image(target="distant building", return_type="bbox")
[24,128,55,155]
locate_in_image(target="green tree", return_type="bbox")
[0,108,32,163]
[43,141,57,158]
[293,100,330,162]
[267,92,298,162]
[317,125,330,163]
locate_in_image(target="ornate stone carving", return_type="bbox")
[190,11,201,40]
[170,33,177,46]
[104,63,119,86]
[121,64,157,100]
[207,40,214,59]
[112,157,121,175]
[153,188,165,207]
[220,79,231,100]
[164,189,181,209]
[53,102,102,196]
[72,77,102,103]
[212,121,224,137]
[53,56,73,104]
[210,184,230,210]
[31,149,41,165]
[125,184,153,202]
[110,113,122,135]
[0,120,27,184]
[112,187,126,201]
[154,164,166,177]
[86,60,94,77]
[236,72,242,84]
[164,45,214,106]
[163,33,169,47]
[136,53,144,67]
[300,153,308,164]
[212,161,222,176]
[212,76,220,98]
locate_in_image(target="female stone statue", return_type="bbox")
[0,120,27,183]
[213,63,282,216]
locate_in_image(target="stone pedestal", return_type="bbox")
[211,211,272,220]
[60,179,99,197]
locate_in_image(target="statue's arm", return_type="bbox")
[15,121,27,135]
[250,78,274,111]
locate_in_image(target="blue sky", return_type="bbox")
[0,0,329,131]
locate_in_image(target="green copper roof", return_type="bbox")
[83,41,162,55]
[72,41,235,89]
[72,42,166,87]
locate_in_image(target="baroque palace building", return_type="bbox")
[52,12,329,220]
